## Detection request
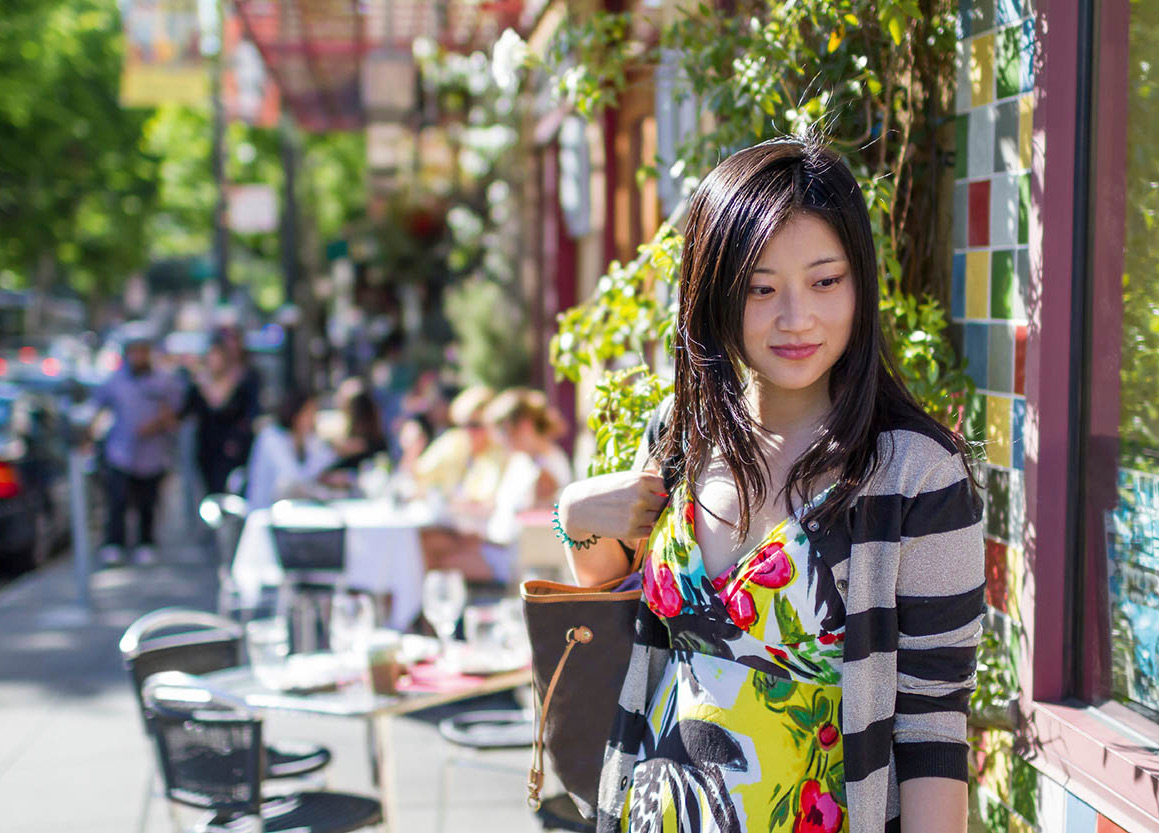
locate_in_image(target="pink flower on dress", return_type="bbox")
[710,572,730,592]
[817,631,845,645]
[725,587,757,630]
[817,723,840,750]
[793,779,844,832]
[643,558,683,618]
[749,541,794,588]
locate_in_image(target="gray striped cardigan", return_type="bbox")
[596,415,986,832]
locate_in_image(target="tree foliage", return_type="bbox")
[0,0,159,296]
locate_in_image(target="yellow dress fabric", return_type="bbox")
[623,484,849,833]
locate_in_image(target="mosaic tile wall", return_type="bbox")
[953,0,1033,652]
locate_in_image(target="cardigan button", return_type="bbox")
[836,579,848,593]
[807,520,820,532]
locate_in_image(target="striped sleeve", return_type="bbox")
[893,449,985,783]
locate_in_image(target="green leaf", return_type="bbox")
[887,12,905,45]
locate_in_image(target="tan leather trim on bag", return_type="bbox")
[528,624,593,810]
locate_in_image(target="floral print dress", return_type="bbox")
[624,482,849,833]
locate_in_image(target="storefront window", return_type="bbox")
[1089,0,1159,718]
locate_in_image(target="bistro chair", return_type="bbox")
[268,499,348,653]
[120,609,333,829]
[143,672,382,833]
[435,709,593,833]
[198,493,256,619]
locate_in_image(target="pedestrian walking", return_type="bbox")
[554,137,985,832]
[181,330,261,496]
[92,326,184,566]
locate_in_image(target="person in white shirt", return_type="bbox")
[245,389,336,510]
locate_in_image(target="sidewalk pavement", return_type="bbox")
[0,502,540,832]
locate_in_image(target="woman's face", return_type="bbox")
[741,213,856,396]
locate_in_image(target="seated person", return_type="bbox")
[322,383,389,487]
[411,385,507,508]
[245,389,336,510]
[420,388,572,584]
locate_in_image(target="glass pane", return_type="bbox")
[1095,0,1159,718]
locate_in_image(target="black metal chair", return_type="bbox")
[435,709,593,832]
[120,609,334,828]
[268,499,348,653]
[198,493,254,619]
[144,672,382,832]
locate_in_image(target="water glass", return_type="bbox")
[330,591,376,658]
[246,617,289,688]
[422,569,467,666]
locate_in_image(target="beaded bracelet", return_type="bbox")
[552,503,601,550]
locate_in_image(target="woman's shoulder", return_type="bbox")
[869,409,972,498]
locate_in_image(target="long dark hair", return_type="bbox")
[659,136,974,540]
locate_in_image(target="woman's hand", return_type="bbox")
[557,470,669,544]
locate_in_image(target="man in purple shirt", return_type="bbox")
[93,330,184,566]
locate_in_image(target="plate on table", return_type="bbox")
[399,633,441,665]
[275,653,343,694]
[455,644,530,676]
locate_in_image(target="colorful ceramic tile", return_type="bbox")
[958,0,973,38]
[963,374,988,441]
[1015,247,1029,320]
[956,40,972,114]
[1096,814,1128,833]
[970,105,998,178]
[967,251,990,318]
[1014,324,1027,395]
[1018,172,1031,242]
[1036,772,1067,834]
[965,323,990,391]
[1008,467,1025,543]
[987,466,1011,539]
[1021,17,1036,93]
[990,175,1020,247]
[985,537,1009,612]
[1012,397,1026,470]
[1064,792,1098,833]
[969,180,992,247]
[996,0,1022,26]
[1019,95,1034,169]
[988,322,1015,393]
[954,180,970,249]
[953,253,967,320]
[987,395,1013,468]
[971,34,996,107]
[994,99,1021,172]
[973,0,996,33]
[996,25,1022,99]
[991,249,1016,318]
[1005,542,1025,622]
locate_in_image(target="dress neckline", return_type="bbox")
[678,480,832,586]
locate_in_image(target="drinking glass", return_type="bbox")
[246,617,289,689]
[330,591,376,656]
[422,569,467,666]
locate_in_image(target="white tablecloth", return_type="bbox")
[232,499,434,630]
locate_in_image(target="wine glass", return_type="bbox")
[422,569,468,667]
[330,591,376,657]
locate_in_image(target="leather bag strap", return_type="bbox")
[526,537,650,810]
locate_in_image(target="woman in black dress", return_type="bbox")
[183,332,261,495]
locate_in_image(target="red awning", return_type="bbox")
[233,0,526,133]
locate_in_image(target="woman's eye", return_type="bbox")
[815,275,844,288]
[749,285,774,297]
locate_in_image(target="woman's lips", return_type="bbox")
[770,343,820,360]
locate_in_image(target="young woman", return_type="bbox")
[556,138,985,833]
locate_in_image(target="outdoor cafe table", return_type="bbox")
[231,498,435,630]
[200,656,533,831]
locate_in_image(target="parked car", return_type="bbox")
[0,384,71,574]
